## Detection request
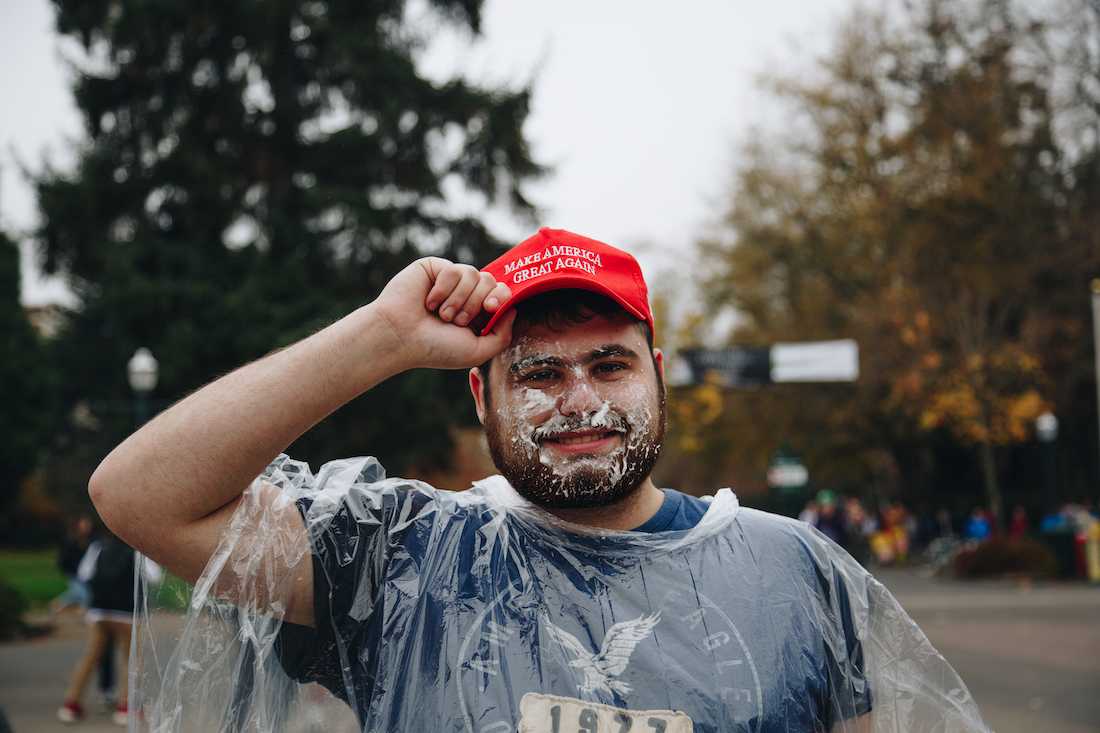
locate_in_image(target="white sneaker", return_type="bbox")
[112,706,129,725]
[57,701,83,723]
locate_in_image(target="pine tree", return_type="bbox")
[34,0,544,473]
[0,231,56,534]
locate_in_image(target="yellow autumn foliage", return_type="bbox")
[915,347,1048,446]
[670,380,725,454]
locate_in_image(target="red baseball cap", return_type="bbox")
[479,227,654,337]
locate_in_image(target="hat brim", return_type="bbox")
[479,274,652,337]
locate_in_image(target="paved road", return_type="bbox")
[1,568,1098,732]
[0,615,123,733]
[875,568,1100,733]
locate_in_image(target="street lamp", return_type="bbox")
[1036,411,1058,443]
[1036,411,1059,501]
[127,347,159,427]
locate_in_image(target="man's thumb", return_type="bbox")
[478,309,517,358]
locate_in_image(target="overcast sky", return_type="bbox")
[2,0,855,307]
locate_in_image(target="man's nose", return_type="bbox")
[556,377,603,417]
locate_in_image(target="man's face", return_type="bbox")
[476,312,666,509]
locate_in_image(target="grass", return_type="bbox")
[0,549,193,612]
[148,571,192,612]
[0,549,67,609]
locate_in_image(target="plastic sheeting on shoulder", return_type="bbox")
[131,455,990,732]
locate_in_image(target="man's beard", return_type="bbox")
[484,392,666,510]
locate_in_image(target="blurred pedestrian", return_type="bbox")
[1008,505,1029,540]
[1063,500,1097,533]
[797,499,818,526]
[813,490,849,548]
[871,503,911,565]
[48,516,94,618]
[1040,506,1068,533]
[50,516,118,707]
[843,497,873,567]
[964,507,992,542]
[57,533,161,725]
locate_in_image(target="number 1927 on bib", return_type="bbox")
[519,692,693,733]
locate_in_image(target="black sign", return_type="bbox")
[677,347,772,388]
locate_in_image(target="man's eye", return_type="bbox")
[521,369,558,383]
[594,362,627,375]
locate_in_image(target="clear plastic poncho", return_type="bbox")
[132,455,990,732]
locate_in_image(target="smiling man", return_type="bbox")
[90,229,987,732]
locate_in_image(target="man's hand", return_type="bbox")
[372,257,516,370]
[90,255,518,627]
[89,255,514,620]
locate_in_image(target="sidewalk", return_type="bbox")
[2,568,1098,732]
[876,568,1100,733]
[0,614,123,733]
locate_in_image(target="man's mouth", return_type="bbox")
[539,429,624,454]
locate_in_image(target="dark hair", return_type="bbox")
[478,289,656,406]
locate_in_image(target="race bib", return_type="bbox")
[518,692,693,733]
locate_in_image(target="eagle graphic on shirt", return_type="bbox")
[543,612,662,696]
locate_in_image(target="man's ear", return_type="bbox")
[653,348,666,394]
[469,367,488,425]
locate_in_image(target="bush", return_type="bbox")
[953,537,1059,579]
[0,578,28,640]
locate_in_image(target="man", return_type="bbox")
[91,228,986,732]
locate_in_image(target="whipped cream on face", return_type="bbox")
[509,385,555,454]
[534,402,626,467]
[486,337,665,507]
[525,393,655,501]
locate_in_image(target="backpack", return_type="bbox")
[89,537,135,612]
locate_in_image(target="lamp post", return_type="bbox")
[1036,411,1058,502]
[1092,279,1100,499]
[127,347,159,427]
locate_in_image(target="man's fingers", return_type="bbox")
[455,273,499,327]
[484,282,512,312]
[424,265,462,312]
[437,267,480,322]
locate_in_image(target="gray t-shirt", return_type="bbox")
[277,463,871,732]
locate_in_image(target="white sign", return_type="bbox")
[767,464,809,488]
[770,339,859,383]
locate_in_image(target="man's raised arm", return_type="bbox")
[89,257,513,626]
